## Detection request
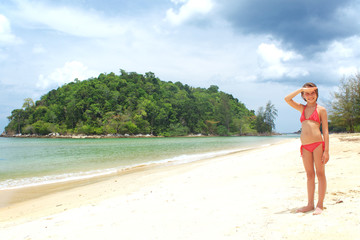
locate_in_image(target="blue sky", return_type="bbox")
[1,0,359,133]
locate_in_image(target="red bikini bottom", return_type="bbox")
[300,141,325,156]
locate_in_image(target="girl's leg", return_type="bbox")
[297,148,315,213]
[313,145,326,215]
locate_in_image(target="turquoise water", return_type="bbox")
[0,136,296,190]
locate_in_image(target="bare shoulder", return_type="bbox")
[317,105,327,112]
[317,105,328,116]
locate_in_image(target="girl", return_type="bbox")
[285,82,329,215]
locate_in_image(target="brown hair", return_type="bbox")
[301,82,318,102]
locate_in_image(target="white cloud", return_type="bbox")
[257,43,302,64]
[320,37,360,65]
[0,14,21,44]
[165,0,214,25]
[36,61,98,90]
[314,36,360,80]
[256,43,308,79]
[14,0,128,38]
[338,66,358,76]
[325,41,354,59]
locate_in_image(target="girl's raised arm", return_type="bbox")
[284,87,317,111]
[284,88,304,112]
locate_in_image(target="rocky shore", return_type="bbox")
[0,132,157,139]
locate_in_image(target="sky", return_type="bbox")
[0,0,360,133]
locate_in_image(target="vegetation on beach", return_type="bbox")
[329,73,360,133]
[4,70,277,137]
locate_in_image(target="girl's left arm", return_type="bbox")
[321,107,330,164]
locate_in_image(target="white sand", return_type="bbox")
[1,134,359,239]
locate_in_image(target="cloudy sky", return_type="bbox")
[1,0,359,133]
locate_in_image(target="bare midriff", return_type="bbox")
[300,120,323,145]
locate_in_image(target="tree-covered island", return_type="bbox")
[3,70,277,137]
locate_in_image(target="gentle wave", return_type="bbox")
[0,147,251,191]
[0,169,118,191]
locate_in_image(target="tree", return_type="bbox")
[264,101,278,132]
[218,93,232,132]
[22,98,34,109]
[329,74,360,132]
[255,107,268,133]
[6,109,25,134]
[255,101,278,134]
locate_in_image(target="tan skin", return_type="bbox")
[285,86,329,215]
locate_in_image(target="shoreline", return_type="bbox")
[0,137,295,192]
[0,162,164,210]
[1,134,359,239]
[0,139,286,207]
[0,142,275,224]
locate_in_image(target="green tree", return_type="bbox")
[22,98,35,109]
[255,107,268,133]
[6,109,25,134]
[218,93,232,132]
[264,101,278,133]
[32,120,52,135]
[255,101,278,134]
[329,74,360,132]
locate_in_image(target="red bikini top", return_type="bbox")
[300,104,320,124]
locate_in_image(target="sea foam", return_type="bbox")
[0,147,250,191]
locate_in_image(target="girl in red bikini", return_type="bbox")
[285,82,330,215]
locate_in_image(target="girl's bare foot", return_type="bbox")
[296,205,314,213]
[313,207,323,215]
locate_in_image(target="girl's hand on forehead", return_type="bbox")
[302,87,317,93]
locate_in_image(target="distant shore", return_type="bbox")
[0,132,281,139]
[0,132,159,139]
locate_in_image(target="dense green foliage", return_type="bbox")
[255,101,278,134]
[329,74,360,133]
[5,70,271,136]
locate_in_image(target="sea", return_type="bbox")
[0,135,297,191]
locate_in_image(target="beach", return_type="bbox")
[0,134,359,239]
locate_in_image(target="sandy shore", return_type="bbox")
[1,134,359,239]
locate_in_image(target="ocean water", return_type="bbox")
[0,135,296,190]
